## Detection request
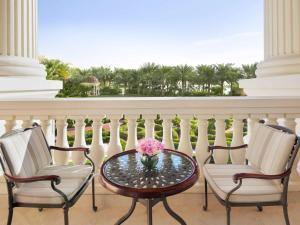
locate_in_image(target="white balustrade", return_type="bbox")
[177,115,193,157]
[125,115,138,150]
[230,117,246,164]
[144,115,156,139]
[55,118,69,165]
[72,118,87,164]
[107,115,122,158]
[161,115,175,150]
[213,117,228,164]
[90,117,105,170]
[0,97,300,191]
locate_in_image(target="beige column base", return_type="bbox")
[239,74,300,96]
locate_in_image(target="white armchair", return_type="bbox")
[0,124,98,225]
[202,123,300,225]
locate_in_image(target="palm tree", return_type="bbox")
[242,63,258,79]
[174,65,195,95]
[40,57,70,81]
[196,65,216,93]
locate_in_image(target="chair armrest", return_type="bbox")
[4,173,61,185]
[50,146,90,154]
[208,144,248,152]
[233,169,291,184]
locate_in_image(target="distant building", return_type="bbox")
[81,76,101,96]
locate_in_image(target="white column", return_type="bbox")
[144,115,156,139]
[90,117,105,170]
[195,116,210,166]
[55,118,69,165]
[0,0,61,98]
[72,118,86,164]
[161,115,175,150]
[125,115,138,150]
[240,0,300,96]
[107,115,122,158]
[213,116,228,164]
[177,115,193,157]
[230,117,246,164]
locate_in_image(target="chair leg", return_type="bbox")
[283,204,291,225]
[6,207,13,225]
[226,206,231,225]
[92,177,98,212]
[203,179,208,211]
[257,206,263,212]
[63,207,69,225]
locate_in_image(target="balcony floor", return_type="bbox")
[0,192,300,225]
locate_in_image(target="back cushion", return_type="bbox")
[261,130,296,175]
[246,123,274,169]
[0,126,52,177]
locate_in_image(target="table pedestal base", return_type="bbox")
[115,197,186,225]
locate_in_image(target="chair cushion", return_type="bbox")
[203,164,282,203]
[0,127,52,178]
[37,165,93,181]
[245,123,274,170]
[13,178,87,204]
[260,130,296,175]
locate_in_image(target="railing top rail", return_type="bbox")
[0,96,300,117]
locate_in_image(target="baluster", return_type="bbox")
[72,117,87,164]
[55,118,69,165]
[4,117,17,132]
[195,116,210,167]
[125,115,138,150]
[230,116,246,164]
[40,117,55,145]
[246,116,260,143]
[161,115,175,150]
[284,116,300,190]
[107,115,122,158]
[90,117,105,170]
[144,115,156,139]
[213,116,228,164]
[22,117,34,128]
[265,114,279,125]
[178,115,193,157]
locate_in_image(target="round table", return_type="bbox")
[100,149,199,225]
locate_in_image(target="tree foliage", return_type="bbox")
[40,57,257,97]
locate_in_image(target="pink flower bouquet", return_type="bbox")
[137,138,164,170]
[137,138,164,156]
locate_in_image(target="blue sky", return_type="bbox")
[39,0,263,69]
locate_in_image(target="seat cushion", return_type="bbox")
[203,164,282,203]
[0,127,52,178]
[245,123,274,170]
[13,178,87,204]
[37,165,93,181]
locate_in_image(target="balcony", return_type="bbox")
[0,97,300,224]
